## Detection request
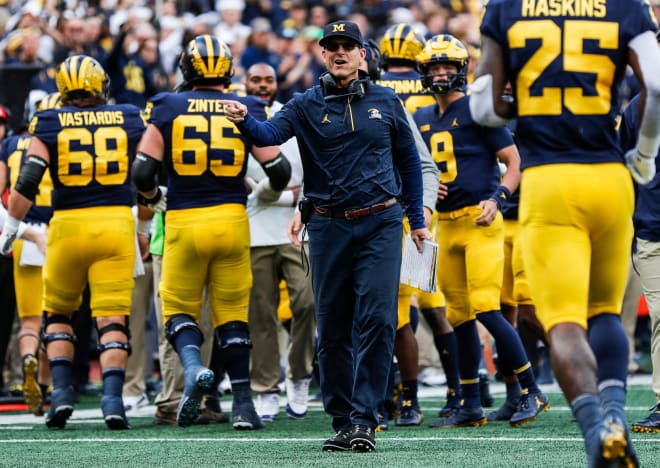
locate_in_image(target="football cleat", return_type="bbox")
[377,403,390,431]
[438,389,461,418]
[232,398,265,430]
[285,377,311,419]
[22,354,43,416]
[256,391,280,422]
[45,385,75,429]
[350,424,376,452]
[429,406,487,428]
[177,366,214,427]
[487,398,519,422]
[322,428,352,452]
[585,416,639,468]
[631,402,660,433]
[395,400,424,426]
[509,391,550,427]
[102,395,131,430]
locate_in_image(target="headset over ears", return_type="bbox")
[320,69,370,101]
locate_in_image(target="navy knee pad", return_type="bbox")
[96,321,131,356]
[42,313,76,346]
[165,314,203,348]
[215,321,252,349]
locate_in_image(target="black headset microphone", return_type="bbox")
[320,71,370,101]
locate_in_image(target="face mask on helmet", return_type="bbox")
[380,23,426,70]
[56,55,110,102]
[417,34,469,94]
[179,34,234,88]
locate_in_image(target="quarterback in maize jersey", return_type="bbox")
[133,35,290,430]
[1,55,146,431]
[473,0,660,466]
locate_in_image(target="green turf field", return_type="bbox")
[1,378,658,467]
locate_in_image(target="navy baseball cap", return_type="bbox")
[319,21,363,48]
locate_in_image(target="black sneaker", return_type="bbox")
[350,424,376,452]
[322,428,352,452]
[631,402,660,433]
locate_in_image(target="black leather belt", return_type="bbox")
[313,198,398,220]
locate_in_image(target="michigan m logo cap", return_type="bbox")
[320,20,363,48]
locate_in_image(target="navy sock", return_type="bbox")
[434,331,461,398]
[49,358,73,389]
[599,381,627,423]
[454,320,481,408]
[478,310,540,393]
[102,367,125,398]
[223,345,251,386]
[572,394,602,438]
[401,379,419,406]
[505,381,522,402]
[588,313,628,383]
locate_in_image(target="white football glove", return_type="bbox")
[0,216,20,255]
[247,177,281,204]
[625,148,656,185]
[144,186,168,213]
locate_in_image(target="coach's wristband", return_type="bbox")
[488,185,511,211]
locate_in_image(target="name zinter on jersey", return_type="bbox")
[57,110,125,126]
[521,0,607,18]
[187,99,227,113]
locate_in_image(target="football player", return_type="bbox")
[0,92,60,416]
[0,55,146,430]
[472,0,660,465]
[378,23,464,424]
[414,34,549,429]
[132,35,290,430]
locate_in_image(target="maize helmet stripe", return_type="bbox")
[179,34,233,86]
[381,23,425,63]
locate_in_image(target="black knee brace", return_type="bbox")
[41,313,76,346]
[165,314,203,347]
[215,321,252,349]
[96,321,131,355]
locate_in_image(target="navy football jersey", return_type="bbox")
[29,104,145,210]
[377,70,435,115]
[413,95,514,212]
[620,94,660,242]
[0,134,54,224]
[480,0,657,168]
[146,90,267,210]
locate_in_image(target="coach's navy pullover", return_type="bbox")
[236,83,425,230]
